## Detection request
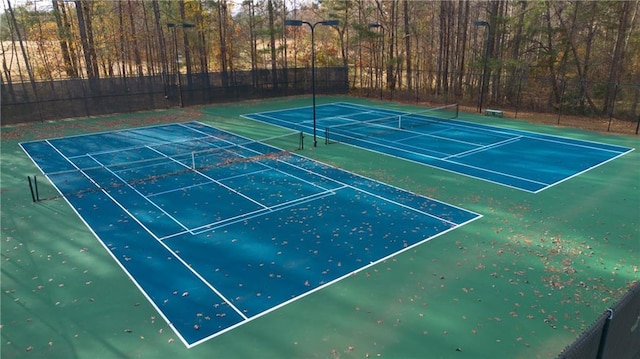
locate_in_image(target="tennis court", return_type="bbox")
[244,102,633,192]
[19,121,481,347]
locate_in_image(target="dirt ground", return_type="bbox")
[458,104,638,136]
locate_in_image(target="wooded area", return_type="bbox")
[1,0,639,120]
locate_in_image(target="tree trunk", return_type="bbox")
[455,0,469,98]
[556,1,599,115]
[140,2,155,76]
[505,0,526,104]
[83,1,99,78]
[543,1,561,106]
[388,0,397,90]
[268,0,278,89]
[6,0,36,85]
[217,0,229,86]
[0,40,14,89]
[75,0,97,78]
[485,0,498,105]
[602,0,634,114]
[152,0,169,82]
[247,0,258,86]
[118,1,127,78]
[52,0,77,78]
[179,0,193,79]
[403,0,411,90]
[127,0,144,77]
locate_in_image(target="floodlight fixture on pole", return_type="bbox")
[473,20,490,114]
[167,23,195,108]
[284,19,340,147]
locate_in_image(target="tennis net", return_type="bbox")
[37,131,303,201]
[324,114,400,144]
[398,103,459,130]
[325,103,459,145]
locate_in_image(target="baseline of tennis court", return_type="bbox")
[20,121,481,347]
[243,102,634,192]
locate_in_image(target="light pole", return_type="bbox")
[473,20,490,114]
[284,19,339,147]
[167,22,195,108]
[368,23,384,100]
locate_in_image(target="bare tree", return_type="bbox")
[602,0,636,114]
[403,0,411,90]
[267,0,278,88]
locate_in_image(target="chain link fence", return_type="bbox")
[354,70,640,135]
[1,67,349,125]
[3,67,639,135]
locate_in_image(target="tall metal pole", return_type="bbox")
[167,23,194,108]
[310,23,317,147]
[473,21,490,114]
[369,24,384,100]
[172,25,183,107]
[285,19,339,147]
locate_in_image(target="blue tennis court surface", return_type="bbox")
[20,122,481,347]
[243,102,634,192]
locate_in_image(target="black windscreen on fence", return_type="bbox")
[558,282,640,359]
[0,67,348,125]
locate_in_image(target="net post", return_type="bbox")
[455,103,459,119]
[299,131,304,150]
[324,128,328,145]
[191,152,195,170]
[28,176,36,202]
[34,175,40,201]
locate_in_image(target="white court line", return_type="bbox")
[181,121,344,192]
[145,146,270,212]
[21,122,195,143]
[80,133,220,158]
[148,168,272,198]
[157,187,343,241]
[334,102,402,116]
[443,136,522,160]
[196,120,483,216]
[35,137,250,347]
[389,133,452,157]
[535,148,635,193]
[329,132,550,190]
[269,155,465,226]
[32,122,487,348]
[334,102,633,154]
[173,122,480,229]
[189,187,345,236]
[86,153,193,233]
[143,129,345,238]
[248,112,314,125]
[402,126,485,147]
[187,209,483,348]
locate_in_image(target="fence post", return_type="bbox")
[595,308,614,359]
[515,70,524,119]
[27,176,36,202]
[557,78,566,125]
[607,83,619,132]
